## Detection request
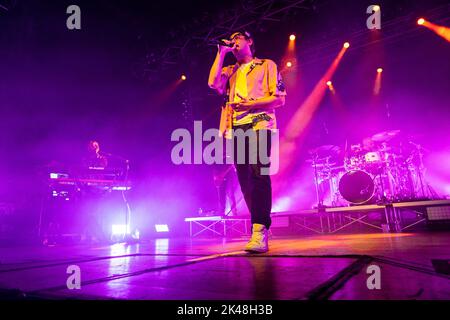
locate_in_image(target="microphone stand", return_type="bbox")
[122,160,139,243]
[121,160,137,243]
[103,152,136,243]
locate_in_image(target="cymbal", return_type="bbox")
[305,157,335,165]
[307,161,337,168]
[308,144,341,157]
[371,130,401,142]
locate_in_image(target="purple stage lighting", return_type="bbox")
[155,224,169,232]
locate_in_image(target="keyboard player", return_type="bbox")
[82,140,108,169]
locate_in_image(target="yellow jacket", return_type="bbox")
[217,58,286,138]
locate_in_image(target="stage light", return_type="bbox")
[155,224,169,232]
[373,5,380,12]
[181,74,187,81]
[343,42,350,48]
[279,43,349,175]
[111,224,127,235]
[326,81,335,93]
[285,34,297,62]
[286,61,293,68]
[374,68,382,95]
[418,19,450,42]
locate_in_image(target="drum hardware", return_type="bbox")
[308,145,342,208]
[310,154,330,208]
[309,130,438,207]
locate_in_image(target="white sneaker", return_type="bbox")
[245,223,269,253]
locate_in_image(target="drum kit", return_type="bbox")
[308,130,436,207]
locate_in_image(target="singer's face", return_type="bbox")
[230,34,252,56]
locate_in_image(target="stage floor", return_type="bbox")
[0,232,449,300]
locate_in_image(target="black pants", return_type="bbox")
[232,123,272,229]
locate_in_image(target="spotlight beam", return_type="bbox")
[374,69,382,95]
[285,45,347,140]
[276,45,349,176]
[420,19,450,42]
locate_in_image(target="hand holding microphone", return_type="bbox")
[210,39,236,55]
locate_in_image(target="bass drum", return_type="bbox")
[339,170,375,204]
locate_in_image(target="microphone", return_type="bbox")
[208,39,235,47]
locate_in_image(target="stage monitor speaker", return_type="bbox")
[426,206,450,221]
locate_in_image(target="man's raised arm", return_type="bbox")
[208,42,234,95]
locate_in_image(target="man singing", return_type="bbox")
[208,31,286,253]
